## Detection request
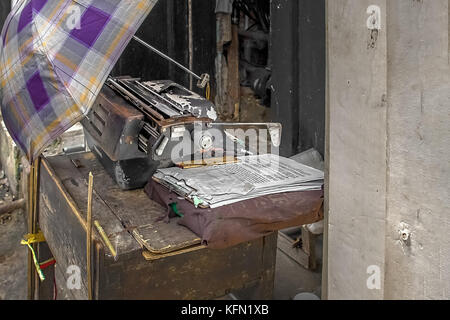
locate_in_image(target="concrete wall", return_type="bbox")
[0,1,21,196]
[327,0,388,300]
[327,0,450,299]
[0,120,20,195]
[384,0,450,300]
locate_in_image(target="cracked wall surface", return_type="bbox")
[327,0,450,299]
[384,0,450,299]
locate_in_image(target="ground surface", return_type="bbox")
[0,170,27,300]
[274,236,323,300]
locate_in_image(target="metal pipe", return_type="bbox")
[132,35,201,81]
[94,220,117,260]
[0,198,26,215]
[188,0,194,90]
[27,157,40,300]
[86,172,94,300]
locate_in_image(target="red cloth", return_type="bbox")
[145,180,324,249]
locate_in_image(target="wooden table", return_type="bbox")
[35,152,277,300]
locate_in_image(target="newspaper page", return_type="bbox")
[156,154,324,208]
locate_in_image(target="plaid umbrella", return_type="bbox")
[0,0,158,161]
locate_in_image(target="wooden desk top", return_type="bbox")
[42,152,201,258]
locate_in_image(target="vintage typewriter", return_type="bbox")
[81,76,281,190]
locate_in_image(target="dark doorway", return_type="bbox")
[270,0,326,157]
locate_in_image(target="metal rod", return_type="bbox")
[132,35,201,80]
[87,172,94,300]
[107,78,165,120]
[0,199,26,215]
[26,163,34,300]
[94,220,117,259]
[32,157,41,299]
[188,0,194,90]
[27,157,40,300]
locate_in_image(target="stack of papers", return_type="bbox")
[153,154,324,208]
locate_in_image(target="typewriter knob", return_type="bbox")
[199,135,214,150]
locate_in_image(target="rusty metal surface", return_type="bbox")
[81,78,217,190]
[81,85,145,162]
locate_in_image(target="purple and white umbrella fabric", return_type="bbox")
[0,0,158,160]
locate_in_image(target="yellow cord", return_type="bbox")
[21,231,46,281]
